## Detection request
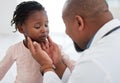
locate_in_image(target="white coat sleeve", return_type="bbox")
[61,67,71,83]
[43,68,71,83]
[43,71,63,83]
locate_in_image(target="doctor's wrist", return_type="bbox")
[40,64,55,75]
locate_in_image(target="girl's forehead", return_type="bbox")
[24,10,48,23]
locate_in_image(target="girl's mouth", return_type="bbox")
[38,35,48,42]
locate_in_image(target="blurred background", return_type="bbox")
[0,0,120,83]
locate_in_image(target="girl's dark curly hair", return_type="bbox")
[11,1,45,32]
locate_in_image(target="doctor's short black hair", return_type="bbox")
[11,1,45,32]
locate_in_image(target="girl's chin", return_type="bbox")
[38,39,47,43]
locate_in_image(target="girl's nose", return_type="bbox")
[40,26,48,33]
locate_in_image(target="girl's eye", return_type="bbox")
[45,24,48,27]
[34,23,40,29]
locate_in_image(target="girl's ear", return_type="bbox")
[75,15,84,31]
[18,24,24,34]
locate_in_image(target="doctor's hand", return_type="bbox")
[27,37,54,74]
[41,36,67,78]
[41,36,62,66]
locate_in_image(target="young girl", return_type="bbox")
[0,1,75,83]
[0,1,48,83]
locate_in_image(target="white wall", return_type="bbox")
[107,0,120,19]
[0,0,17,35]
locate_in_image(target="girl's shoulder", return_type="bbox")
[7,41,23,51]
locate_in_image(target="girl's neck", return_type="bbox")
[23,39,28,48]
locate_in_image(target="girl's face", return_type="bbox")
[19,10,49,43]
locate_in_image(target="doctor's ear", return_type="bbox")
[75,15,84,31]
